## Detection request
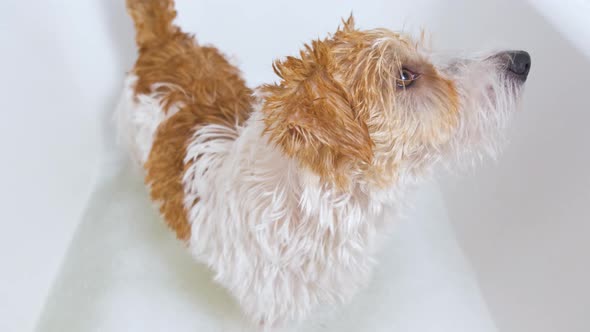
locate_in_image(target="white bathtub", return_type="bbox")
[1,1,588,331]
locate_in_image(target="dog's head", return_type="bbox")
[262,16,530,189]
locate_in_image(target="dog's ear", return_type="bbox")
[261,39,373,187]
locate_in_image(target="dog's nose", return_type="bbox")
[503,50,531,80]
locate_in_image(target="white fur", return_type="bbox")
[443,55,522,168]
[182,109,394,327]
[115,75,183,165]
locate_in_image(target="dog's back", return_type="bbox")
[117,0,253,240]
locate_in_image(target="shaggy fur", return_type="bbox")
[117,0,530,328]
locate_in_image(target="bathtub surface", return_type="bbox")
[35,160,497,332]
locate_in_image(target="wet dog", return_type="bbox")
[118,0,530,328]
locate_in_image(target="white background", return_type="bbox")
[0,0,588,331]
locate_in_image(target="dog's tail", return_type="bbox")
[126,0,179,48]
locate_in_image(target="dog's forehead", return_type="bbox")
[364,27,409,41]
[334,27,413,49]
[366,29,435,71]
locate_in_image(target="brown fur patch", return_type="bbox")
[261,39,373,188]
[127,0,253,241]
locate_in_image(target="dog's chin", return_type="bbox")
[508,72,529,86]
[442,66,527,170]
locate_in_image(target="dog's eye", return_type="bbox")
[396,68,420,88]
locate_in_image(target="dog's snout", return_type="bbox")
[501,50,531,80]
